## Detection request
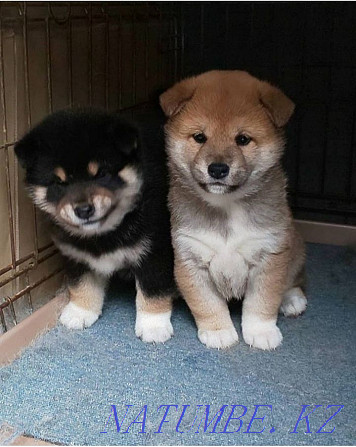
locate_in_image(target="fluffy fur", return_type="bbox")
[15,109,176,342]
[160,70,306,350]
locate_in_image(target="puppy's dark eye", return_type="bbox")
[236,134,251,146]
[193,132,207,144]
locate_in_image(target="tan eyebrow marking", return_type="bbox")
[54,167,67,182]
[118,166,137,184]
[88,161,99,176]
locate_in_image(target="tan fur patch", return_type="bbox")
[54,167,67,182]
[118,166,138,184]
[136,286,173,314]
[57,186,114,217]
[88,161,99,176]
[68,273,106,314]
[243,247,292,321]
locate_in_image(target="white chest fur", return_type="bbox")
[176,204,281,298]
[55,238,150,276]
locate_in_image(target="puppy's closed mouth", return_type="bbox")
[82,216,107,226]
[66,209,113,229]
[199,182,240,194]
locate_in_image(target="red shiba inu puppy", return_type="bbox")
[160,70,306,350]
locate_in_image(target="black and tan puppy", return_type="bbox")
[160,70,306,350]
[15,109,175,343]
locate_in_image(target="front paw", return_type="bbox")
[135,311,173,343]
[242,317,282,350]
[60,302,100,330]
[198,327,239,349]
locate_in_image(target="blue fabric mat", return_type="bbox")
[0,243,355,445]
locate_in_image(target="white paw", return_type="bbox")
[198,327,239,349]
[242,317,282,350]
[60,302,100,330]
[135,311,173,343]
[280,287,307,317]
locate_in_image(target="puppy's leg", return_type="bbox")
[175,259,239,349]
[135,284,174,343]
[280,230,307,317]
[60,270,106,330]
[242,249,290,350]
[134,249,175,344]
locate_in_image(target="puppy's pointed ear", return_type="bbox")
[159,77,197,117]
[259,81,295,127]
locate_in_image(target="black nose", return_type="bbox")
[74,203,95,219]
[208,163,230,179]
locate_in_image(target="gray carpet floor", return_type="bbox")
[0,243,355,445]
